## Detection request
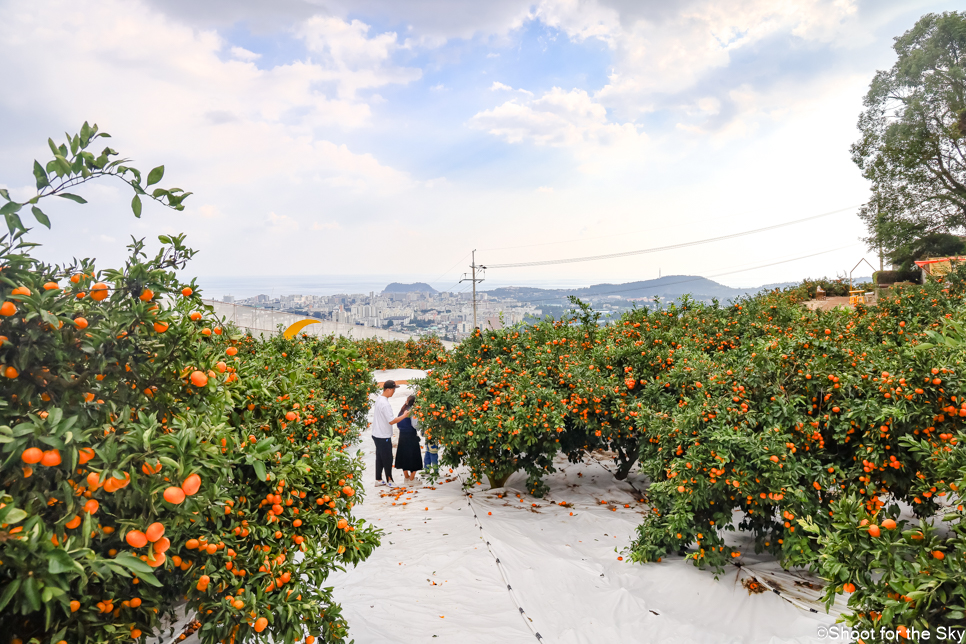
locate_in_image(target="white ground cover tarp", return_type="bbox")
[328,370,846,644]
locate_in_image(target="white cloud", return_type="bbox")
[471,86,644,149]
[229,46,260,61]
[533,0,862,118]
[490,81,534,96]
[267,212,299,232]
[536,186,554,193]
[430,83,446,91]
[312,221,342,231]
[296,16,422,99]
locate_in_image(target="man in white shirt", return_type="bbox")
[371,379,410,487]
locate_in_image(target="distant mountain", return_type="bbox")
[384,282,438,294]
[486,275,757,304]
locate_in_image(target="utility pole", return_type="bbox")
[460,249,484,331]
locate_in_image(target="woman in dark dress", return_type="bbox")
[394,395,422,484]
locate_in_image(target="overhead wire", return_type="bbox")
[481,205,860,269]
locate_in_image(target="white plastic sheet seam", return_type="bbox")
[730,564,823,614]
[455,471,544,642]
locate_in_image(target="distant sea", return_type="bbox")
[193,275,595,300]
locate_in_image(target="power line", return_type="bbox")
[427,251,472,288]
[482,205,860,269]
[516,243,859,304]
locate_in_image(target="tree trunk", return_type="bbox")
[614,445,638,481]
[486,470,514,489]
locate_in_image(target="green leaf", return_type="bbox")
[113,553,153,575]
[146,165,164,187]
[53,155,72,175]
[0,201,22,216]
[254,460,267,482]
[31,206,51,229]
[0,506,27,524]
[22,576,41,612]
[132,194,142,217]
[5,211,24,235]
[0,188,9,200]
[57,193,87,204]
[0,578,21,612]
[48,549,83,575]
[33,160,50,189]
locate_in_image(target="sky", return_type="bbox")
[0,0,961,295]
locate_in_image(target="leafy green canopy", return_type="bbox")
[853,11,966,270]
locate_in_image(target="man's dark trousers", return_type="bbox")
[373,436,393,482]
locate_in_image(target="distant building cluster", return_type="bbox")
[222,290,543,341]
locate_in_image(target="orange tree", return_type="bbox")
[415,322,573,494]
[621,278,965,628]
[0,124,379,644]
[404,336,447,370]
[350,336,447,371]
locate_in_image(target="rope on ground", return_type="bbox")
[587,451,824,616]
[455,471,544,642]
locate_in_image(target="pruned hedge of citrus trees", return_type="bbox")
[352,336,447,371]
[416,283,966,629]
[0,126,380,644]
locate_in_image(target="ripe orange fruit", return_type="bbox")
[285,411,297,421]
[130,597,141,608]
[163,486,186,504]
[213,327,222,335]
[182,287,193,297]
[11,286,31,296]
[868,524,881,538]
[126,530,148,548]
[83,499,99,514]
[216,361,227,373]
[182,473,202,496]
[43,282,59,291]
[153,537,171,553]
[40,449,62,467]
[342,486,354,497]
[21,447,43,464]
[78,447,95,464]
[131,629,142,639]
[881,518,897,530]
[202,328,212,337]
[70,600,80,612]
[254,617,268,633]
[70,274,81,284]
[190,371,208,387]
[337,518,348,530]
[190,311,202,321]
[87,471,101,489]
[0,301,15,316]
[65,515,82,529]
[154,321,169,333]
[90,283,109,301]
[933,550,945,560]
[843,582,855,593]
[4,366,19,379]
[226,347,238,356]
[146,522,165,542]
[139,288,154,301]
